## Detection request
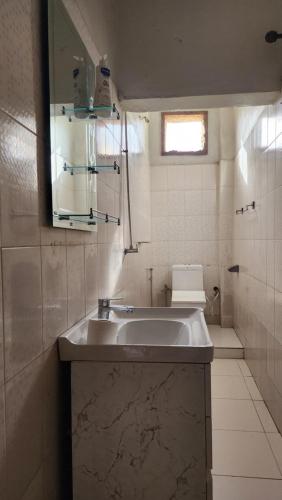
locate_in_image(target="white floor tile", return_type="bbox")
[211,359,242,376]
[245,377,263,401]
[254,401,278,433]
[208,325,225,334]
[212,399,263,432]
[237,359,252,377]
[213,430,281,478]
[212,375,250,400]
[209,325,243,348]
[267,433,282,475]
[213,475,282,500]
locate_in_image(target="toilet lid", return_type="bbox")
[171,290,206,304]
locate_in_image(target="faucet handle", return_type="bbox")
[98,297,124,307]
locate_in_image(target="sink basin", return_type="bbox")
[58,307,213,363]
[87,319,118,344]
[117,319,190,346]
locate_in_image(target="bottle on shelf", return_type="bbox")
[94,55,112,118]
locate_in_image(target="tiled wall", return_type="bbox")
[233,101,282,432]
[148,112,221,320]
[0,1,150,499]
[150,161,220,320]
[218,109,236,327]
[148,110,236,325]
[118,112,152,307]
[218,159,234,326]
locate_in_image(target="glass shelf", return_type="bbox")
[63,161,120,175]
[53,208,120,226]
[61,103,120,122]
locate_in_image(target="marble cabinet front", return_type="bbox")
[72,361,210,500]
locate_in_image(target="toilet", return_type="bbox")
[171,264,206,309]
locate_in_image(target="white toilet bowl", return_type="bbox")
[170,265,206,309]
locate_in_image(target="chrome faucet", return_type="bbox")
[98,298,134,320]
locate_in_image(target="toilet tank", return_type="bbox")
[172,264,204,291]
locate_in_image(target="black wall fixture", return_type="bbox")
[265,31,282,43]
[228,265,240,273]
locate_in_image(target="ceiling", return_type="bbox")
[115,0,282,100]
[78,0,282,104]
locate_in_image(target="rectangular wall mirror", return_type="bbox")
[47,0,121,231]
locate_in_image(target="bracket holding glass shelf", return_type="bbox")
[63,161,120,175]
[61,103,120,121]
[53,208,120,226]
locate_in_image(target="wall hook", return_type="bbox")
[246,201,256,210]
[235,208,244,215]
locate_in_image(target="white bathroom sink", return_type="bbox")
[58,307,213,363]
[117,319,190,346]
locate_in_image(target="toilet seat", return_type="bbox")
[171,290,206,309]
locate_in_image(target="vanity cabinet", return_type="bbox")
[71,360,212,500]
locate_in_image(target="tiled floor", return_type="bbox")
[208,325,244,359]
[212,358,282,499]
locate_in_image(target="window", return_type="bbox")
[161,111,208,156]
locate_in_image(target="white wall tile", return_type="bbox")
[275,240,282,293]
[167,165,185,190]
[0,264,3,387]
[85,244,98,314]
[168,216,185,241]
[219,160,234,187]
[67,246,86,327]
[203,215,218,241]
[151,165,167,191]
[0,0,39,133]
[184,191,203,215]
[274,291,282,345]
[202,163,218,189]
[0,112,40,247]
[151,216,168,242]
[5,357,44,500]
[184,241,204,264]
[275,187,282,240]
[150,156,223,322]
[275,133,282,187]
[0,385,5,500]
[184,215,203,241]
[184,164,203,190]
[2,247,42,380]
[233,102,282,433]
[151,191,168,216]
[42,246,68,349]
[151,242,169,266]
[203,241,219,266]
[167,191,185,215]
[168,241,186,265]
[203,189,217,215]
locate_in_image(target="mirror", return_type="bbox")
[48,0,119,231]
